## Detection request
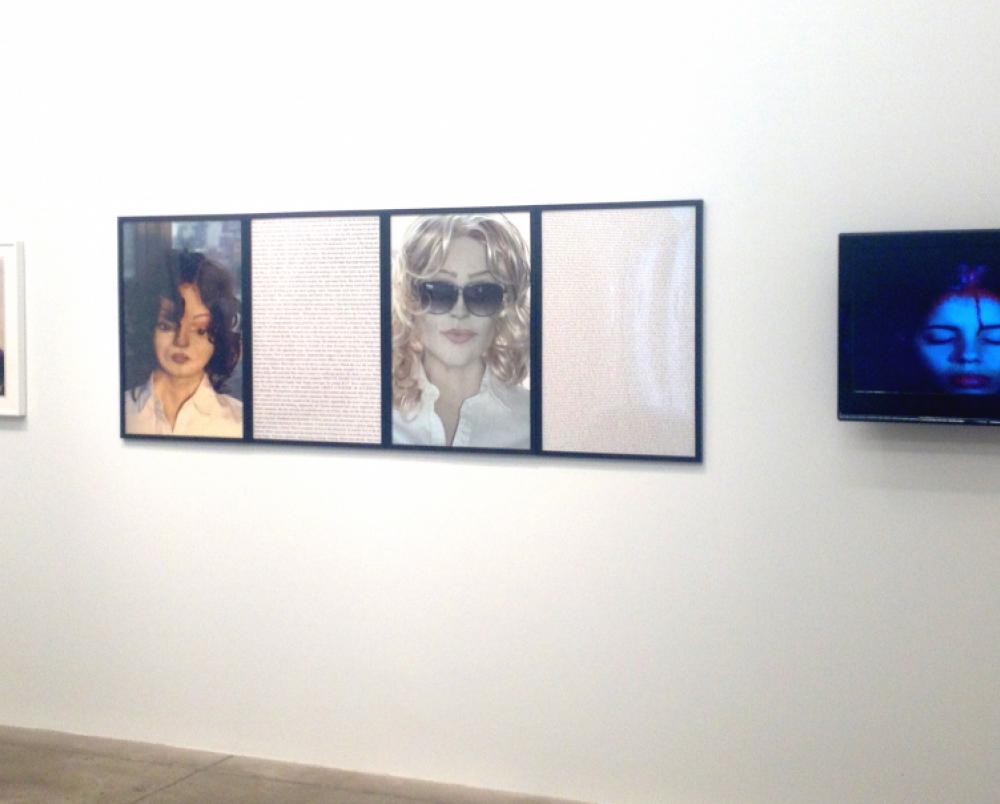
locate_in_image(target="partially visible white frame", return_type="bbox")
[0,240,26,416]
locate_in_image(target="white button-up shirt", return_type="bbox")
[392,367,530,449]
[124,374,243,438]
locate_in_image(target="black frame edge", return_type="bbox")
[380,214,393,446]
[530,208,543,454]
[242,217,254,442]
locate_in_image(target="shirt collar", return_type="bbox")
[134,375,156,412]
[140,373,223,417]
[417,363,515,411]
[193,375,226,415]
[415,364,440,409]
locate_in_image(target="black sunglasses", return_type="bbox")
[416,280,505,317]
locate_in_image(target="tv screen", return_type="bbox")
[839,229,1000,425]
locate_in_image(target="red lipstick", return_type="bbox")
[442,329,476,344]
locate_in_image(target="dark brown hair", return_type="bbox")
[126,250,241,393]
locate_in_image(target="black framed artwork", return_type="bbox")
[119,200,703,461]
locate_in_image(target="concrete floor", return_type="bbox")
[0,726,586,804]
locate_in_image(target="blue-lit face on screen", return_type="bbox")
[916,294,1000,394]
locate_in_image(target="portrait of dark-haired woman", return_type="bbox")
[124,250,243,437]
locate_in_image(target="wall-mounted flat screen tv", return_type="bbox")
[840,229,1000,425]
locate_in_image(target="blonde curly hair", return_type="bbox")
[392,214,530,412]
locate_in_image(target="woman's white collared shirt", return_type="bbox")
[124,374,243,438]
[393,367,529,449]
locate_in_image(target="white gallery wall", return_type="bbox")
[1,3,997,802]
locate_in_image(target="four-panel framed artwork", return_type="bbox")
[118,200,703,461]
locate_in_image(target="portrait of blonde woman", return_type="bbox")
[391,213,531,449]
